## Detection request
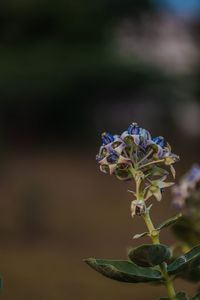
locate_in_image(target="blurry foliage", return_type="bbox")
[0,0,198,144]
[0,0,182,144]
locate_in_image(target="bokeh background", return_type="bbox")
[0,0,200,299]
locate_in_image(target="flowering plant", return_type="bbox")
[84,123,200,300]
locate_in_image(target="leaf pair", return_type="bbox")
[85,244,200,285]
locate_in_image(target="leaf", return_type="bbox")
[133,232,149,239]
[84,258,162,283]
[157,214,182,231]
[191,292,200,300]
[128,244,171,267]
[167,244,200,276]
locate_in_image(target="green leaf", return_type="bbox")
[191,292,200,300]
[128,244,171,267]
[133,232,149,239]
[157,213,182,231]
[84,258,162,283]
[167,244,200,276]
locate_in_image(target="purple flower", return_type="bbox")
[121,123,151,147]
[172,165,200,209]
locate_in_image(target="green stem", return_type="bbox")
[132,171,177,300]
[143,211,176,300]
[138,149,153,165]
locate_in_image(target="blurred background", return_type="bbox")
[0,0,200,299]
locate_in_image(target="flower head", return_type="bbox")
[96,123,179,192]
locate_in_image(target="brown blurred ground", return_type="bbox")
[0,147,197,300]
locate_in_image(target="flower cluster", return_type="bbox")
[172,165,200,210]
[96,122,179,178]
[96,123,179,217]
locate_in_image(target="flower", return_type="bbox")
[131,200,145,217]
[96,133,130,175]
[148,136,166,158]
[121,122,151,147]
[96,123,179,185]
[172,165,200,209]
[146,176,174,202]
[98,150,130,175]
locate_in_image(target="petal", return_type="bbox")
[108,164,117,175]
[145,190,153,201]
[159,182,174,188]
[170,165,176,178]
[154,189,162,202]
[152,136,166,148]
[127,123,140,135]
[101,132,115,145]
[120,131,129,140]
[100,165,108,174]
[114,143,126,155]
[132,135,140,145]
[118,155,131,164]
[99,156,108,165]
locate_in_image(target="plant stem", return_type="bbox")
[138,149,153,165]
[132,170,177,300]
[143,210,176,300]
